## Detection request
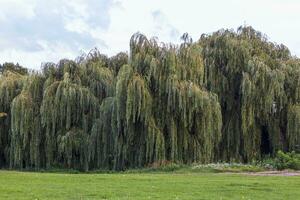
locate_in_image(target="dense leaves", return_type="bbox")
[0,26,299,170]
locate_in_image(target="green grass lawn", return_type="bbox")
[0,170,299,200]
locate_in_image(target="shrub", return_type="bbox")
[272,151,300,170]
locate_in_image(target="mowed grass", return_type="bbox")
[0,170,299,200]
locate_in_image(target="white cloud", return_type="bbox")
[0,43,75,68]
[0,0,37,20]
[0,0,113,69]
[65,19,90,34]
[0,0,300,69]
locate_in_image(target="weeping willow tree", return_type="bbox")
[89,97,117,169]
[0,71,24,167]
[40,61,101,169]
[285,60,300,151]
[113,65,164,169]
[240,58,287,159]
[88,33,222,170]
[10,75,44,169]
[0,25,299,170]
[200,26,300,161]
[110,33,222,169]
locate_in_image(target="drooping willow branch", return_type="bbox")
[0,26,299,171]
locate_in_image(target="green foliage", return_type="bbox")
[10,75,44,169]
[200,26,299,161]
[57,128,89,171]
[0,26,299,170]
[0,62,28,75]
[41,69,100,168]
[89,97,116,169]
[272,151,300,170]
[0,71,24,167]
[80,53,115,101]
[287,105,300,150]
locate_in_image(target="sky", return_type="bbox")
[0,0,300,70]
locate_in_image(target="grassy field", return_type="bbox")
[0,170,299,200]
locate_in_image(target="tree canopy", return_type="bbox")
[0,26,299,170]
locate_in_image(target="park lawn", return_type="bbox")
[0,170,299,200]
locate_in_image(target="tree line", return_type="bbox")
[0,26,299,171]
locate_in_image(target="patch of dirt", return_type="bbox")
[229,170,300,176]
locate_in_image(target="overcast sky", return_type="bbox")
[0,0,299,69]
